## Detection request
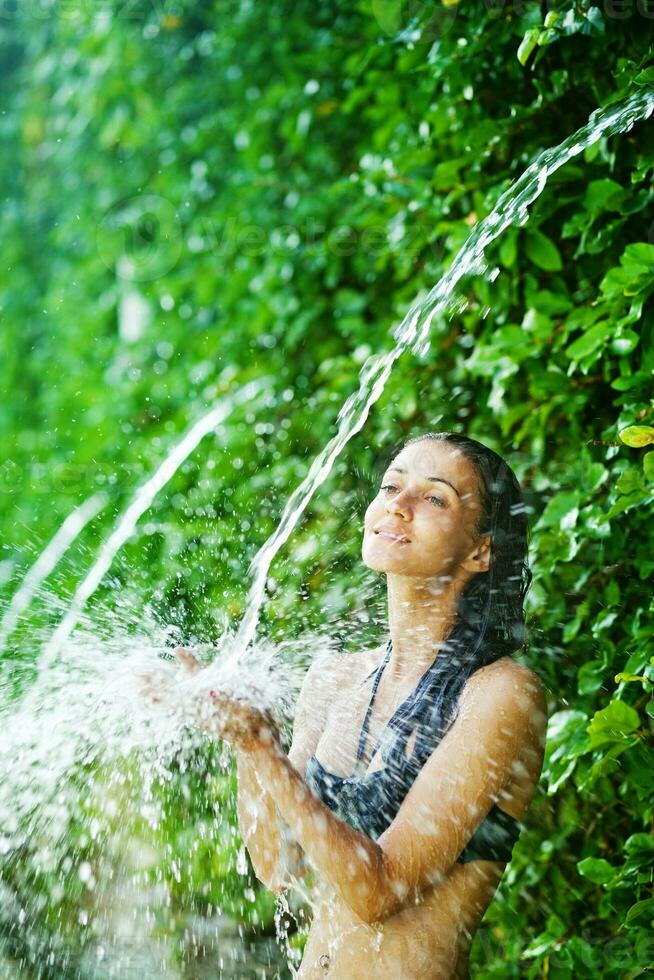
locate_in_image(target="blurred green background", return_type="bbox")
[1,0,653,977]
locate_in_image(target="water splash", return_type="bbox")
[38,378,269,677]
[0,615,312,976]
[0,620,305,853]
[0,492,107,649]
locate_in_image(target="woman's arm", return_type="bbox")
[235,653,335,892]
[247,737,384,918]
[236,751,292,892]
[246,663,545,924]
[166,644,335,893]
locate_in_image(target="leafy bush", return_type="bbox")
[1,0,653,976]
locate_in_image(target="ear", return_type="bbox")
[461,534,491,574]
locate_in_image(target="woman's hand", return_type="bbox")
[173,647,281,754]
[138,659,177,707]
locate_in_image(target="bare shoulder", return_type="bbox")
[464,655,548,736]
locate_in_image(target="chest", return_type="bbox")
[314,674,420,777]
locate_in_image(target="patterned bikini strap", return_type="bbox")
[355,639,392,765]
[356,638,450,768]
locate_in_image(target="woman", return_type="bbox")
[174,432,548,978]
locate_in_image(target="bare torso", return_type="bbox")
[293,646,547,979]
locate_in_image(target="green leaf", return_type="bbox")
[619,425,654,448]
[525,230,563,271]
[527,288,572,315]
[433,157,466,190]
[576,857,616,885]
[606,490,651,519]
[634,66,654,85]
[613,671,653,684]
[583,178,624,215]
[622,242,654,271]
[585,6,605,31]
[624,833,654,855]
[600,242,654,297]
[537,28,558,49]
[543,710,590,794]
[587,699,640,748]
[537,490,579,529]
[614,671,653,686]
[599,266,633,298]
[565,321,610,360]
[578,659,606,696]
[499,230,517,268]
[645,452,654,481]
[611,372,648,391]
[517,28,540,65]
[609,329,639,355]
[605,579,620,605]
[625,898,654,925]
[616,467,646,494]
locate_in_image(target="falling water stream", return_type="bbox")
[1,89,653,978]
[37,377,269,677]
[227,89,654,673]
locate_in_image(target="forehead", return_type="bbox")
[386,441,480,495]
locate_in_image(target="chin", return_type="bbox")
[362,545,410,575]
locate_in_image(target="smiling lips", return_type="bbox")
[374,527,410,544]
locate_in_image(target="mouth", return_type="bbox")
[374,530,410,544]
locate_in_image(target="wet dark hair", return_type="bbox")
[371,430,534,777]
[404,431,532,660]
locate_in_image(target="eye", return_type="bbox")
[381,485,445,506]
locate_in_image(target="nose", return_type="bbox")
[386,488,413,519]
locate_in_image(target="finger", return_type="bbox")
[137,669,170,705]
[206,695,250,739]
[140,683,162,705]
[208,691,249,714]
[208,691,235,715]
[138,672,155,693]
[173,647,203,673]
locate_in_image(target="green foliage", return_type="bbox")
[1,0,653,976]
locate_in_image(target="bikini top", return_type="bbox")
[304,639,524,864]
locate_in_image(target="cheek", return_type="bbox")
[364,498,382,528]
[418,511,459,550]
[439,513,464,546]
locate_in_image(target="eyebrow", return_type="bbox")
[387,465,461,499]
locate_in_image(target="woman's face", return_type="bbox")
[361,440,487,580]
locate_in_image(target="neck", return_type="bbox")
[385,572,467,682]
